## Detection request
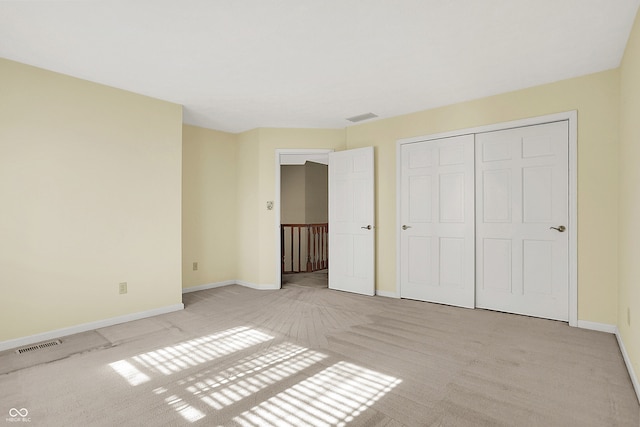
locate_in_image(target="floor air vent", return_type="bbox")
[15,339,62,354]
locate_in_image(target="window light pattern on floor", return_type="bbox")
[109,326,273,386]
[108,326,401,424]
[165,393,206,422]
[233,361,401,426]
[183,342,327,410]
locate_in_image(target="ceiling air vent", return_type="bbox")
[15,339,61,355]
[346,112,378,123]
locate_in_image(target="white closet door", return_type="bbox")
[475,121,569,321]
[328,147,375,296]
[399,135,475,308]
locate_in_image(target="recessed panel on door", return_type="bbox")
[522,166,553,223]
[522,240,553,295]
[482,238,512,293]
[409,176,432,223]
[439,145,465,166]
[482,169,511,223]
[482,138,511,162]
[440,173,465,223]
[353,178,368,222]
[522,135,553,158]
[408,236,431,285]
[409,147,433,169]
[334,178,352,222]
[439,237,464,288]
[332,234,353,277]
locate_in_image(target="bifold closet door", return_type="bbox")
[399,134,475,308]
[475,121,569,321]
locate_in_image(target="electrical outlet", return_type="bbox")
[119,282,127,294]
[193,262,198,271]
[628,307,631,326]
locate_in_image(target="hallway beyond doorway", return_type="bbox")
[282,269,328,289]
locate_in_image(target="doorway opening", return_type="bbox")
[275,150,332,289]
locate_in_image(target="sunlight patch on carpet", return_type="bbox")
[232,361,402,426]
[165,394,206,422]
[108,360,150,386]
[108,326,273,386]
[183,342,328,410]
[110,327,400,424]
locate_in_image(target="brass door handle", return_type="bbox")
[550,225,566,232]
[361,225,372,230]
[402,225,411,230]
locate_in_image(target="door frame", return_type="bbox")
[396,111,578,326]
[275,149,333,289]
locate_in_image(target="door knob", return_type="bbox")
[550,225,566,232]
[402,225,411,230]
[361,225,372,230]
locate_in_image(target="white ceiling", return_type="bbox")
[1,1,638,133]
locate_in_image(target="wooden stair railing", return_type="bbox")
[281,223,328,274]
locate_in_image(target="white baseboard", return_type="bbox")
[615,328,640,405]
[0,303,184,353]
[182,280,235,293]
[236,280,279,290]
[376,290,400,299]
[576,320,617,333]
[183,280,280,293]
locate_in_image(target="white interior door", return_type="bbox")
[476,121,569,321]
[328,147,375,296]
[399,135,475,307]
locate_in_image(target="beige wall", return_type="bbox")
[0,59,183,341]
[346,69,620,325]
[305,162,329,224]
[280,162,329,225]
[235,129,261,285]
[182,125,237,289]
[280,165,306,224]
[619,7,640,397]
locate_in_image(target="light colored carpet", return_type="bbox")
[0,283,638,426]
[282,271,328,289]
